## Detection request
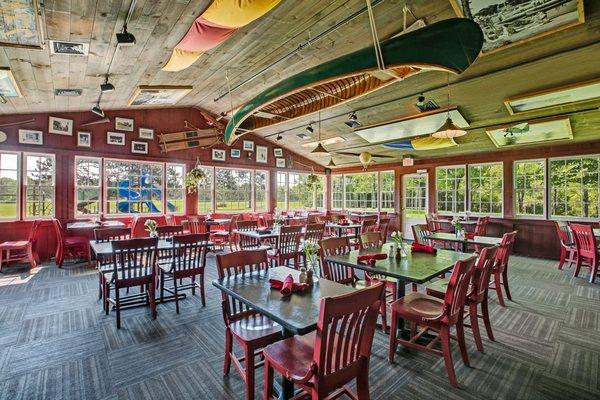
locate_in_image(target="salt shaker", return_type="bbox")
[306,269,314,286]
[299,267,307,284]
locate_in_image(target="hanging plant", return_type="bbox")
[185,167,207,194]
[306,173,319,187]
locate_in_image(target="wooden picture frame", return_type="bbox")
[449,0,585,54]
[48,116,73,136]
[115,117,134,132]
[504,77,600,115]
[212,149,226,161]
[77,132,91,147]
[131,141,148,154]
[18,129,43,145]
[274,148,283,157]
[256,145,268,164]
[107,132,125,146]
[139,127,154,140]
[0,1,45,49]
[0,67,23,97]
[230,148,241,158]
[276,158,286,168]
[243,140,254,152]
[128,85,193,106]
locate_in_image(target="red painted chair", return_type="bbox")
[233,220,260,251]
[105,237,159,329]
[388,255,477,387]
[490,231,517,306]
[185,215,206,234]
[267,225,303,268]
[52,218,91,268]
[211,215,239,251]
[130,215,167,237]
[412,224,434,247]
[426,245,499,352]
[555,221,577,270]
[319,236,360,285]
[570,223,600,284]
[300,223,325,267]
[377,217,391,243]
[215,249,281,400]
[0,219,43,272]
[263,282,384,400]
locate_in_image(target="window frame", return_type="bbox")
[513,158,546,220]
[331,174,345,210]
[23,152,56,220]
[0,151,20,222]
[74,156,103,219]
[214,166,255,213]
[166,162,187,215]
[254,169,270,212]
[467,161,504,217]
[378,170,396,212]
[435,164,466,216]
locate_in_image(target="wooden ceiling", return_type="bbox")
[1,0,599,167]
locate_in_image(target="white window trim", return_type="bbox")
[74,156,102,218]
[285,172,325,211]
[103,157,165,217]
[255,169,270,212]
[0,151,20,222]
[513,158,546,220]
[331,174,344,210]
[379,170,395,212]
[343,171,379,211]
[467,161,504,217]
[166,162,187,216]
[214,166,255,213]
[23,152,56,220]
[435,164,467,216]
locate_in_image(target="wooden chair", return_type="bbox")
[0,219,42,272]
[290,217,307,227]
[570,224,599,284]
[361,219,378,234]
[94,227,131,309]
[211,215,239,251]
[187,216,206,234]
[105,237,158,329]
[51,218,91,268]
[319,236,360,285]
[234,220,260,251]
[490,231,518,306]
[263,283,385,400]
[156,225,184,238]
[301,223,325,267]
[388,255,477,387]
[427,245,499,352]
[412,224,433,247]
[130,215,167,237]
[555,221,577,270]
[377,217,391,243]
[267,225,303,268]
[159,233,209,311]
[215,249,281,400]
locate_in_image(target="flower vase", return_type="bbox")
[150,230,158,238]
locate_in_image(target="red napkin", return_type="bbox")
[357,253,387,264]
[411,242,437,255]
[269,274,308,296]
[466,232,476,240]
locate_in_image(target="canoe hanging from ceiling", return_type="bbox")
[382,136,458,151]
[163,0,282,72]
[224,18,484,146]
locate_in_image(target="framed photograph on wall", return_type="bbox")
[18,129,43,145]
[276,158,286,168]
[243,140,254,152]
[107,132,125,146]
[77,132,91,147]
[256,145,268,164]
[212,149,226,161]
[139,127,154,140]
[274,148,283,157]
[48,116,73,136]
[115,117,134,132]
[131,141,148,154]
[230,149,241,158]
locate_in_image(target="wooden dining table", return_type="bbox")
[66,220,126,231]
[326,222,361,239]
[325,243,473,336]
[213,266,356,400]
[425,232,502,253]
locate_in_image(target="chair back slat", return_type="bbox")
[304,223,325,245]
[156,225,184,238]
[475,216,490,236]
[494,231,518,273]
[314,283,384,385]
[277,225,303,256]
[377,218,390,242]
[94,227,131,242]
[412,224,432,246]
[319,236,355,284]
[570,224,597,259]
[359,232,382,250]
[168,233,209,274]
[554,221,573,246]
[110,237,158,283]
[471,245,498,302]
[443,255,477,324]
[235,220,260,250]
[289,217,307,227]
[360,219,378,234]
[216,249,269,322]
[188,216,206,233]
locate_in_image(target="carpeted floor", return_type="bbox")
[0,253,599,400]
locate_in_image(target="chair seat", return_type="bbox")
[230,314,281,343]
[263,331,316,381]
[211,230,229,237]
[391,292,444,321]
[426,278,449,297]
[64,236,89,246]
[0,240,29,249]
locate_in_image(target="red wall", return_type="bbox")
[0,107,324,260]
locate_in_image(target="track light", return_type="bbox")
[276,134,283,141]
[100,75,115,92]
[306,125,314,134]
[116,27,136,46]
[416,94,425,107]
[91,102,104,117]
[311,142,328,154]
[344,111,361,128]
[327,157,336,167]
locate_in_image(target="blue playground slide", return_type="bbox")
[117,175,176,213]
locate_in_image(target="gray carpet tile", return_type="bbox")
[0,254,599,399]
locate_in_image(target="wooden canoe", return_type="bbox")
[224,18,483,145]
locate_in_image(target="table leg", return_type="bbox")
[462,242,467,253]
[395,278,409,339]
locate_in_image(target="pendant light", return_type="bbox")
[327,157,336,167]
[311,112,329,154]
[432,73,466,139]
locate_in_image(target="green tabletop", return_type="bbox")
[594,228,600,238]
[325,243,473,284]
[425,232,501,246]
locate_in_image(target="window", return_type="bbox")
[514,160,545,218]
[276,172,287,210]
[166,164,185,214]
[197,167,213,213]
[404,175,427,217]
[0,152,19,220]
[331,175,344,209]
[550,156,600,219]
[75,157,101,216]
[24,154,55,218]
[468,163,503,215]
[380,171,395,211]
[344,173,378,210]
[255,171,268,211]
[215,168,252,212]
[314,175,325,209]
[105,160,163,214]
[436,166,466,214]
